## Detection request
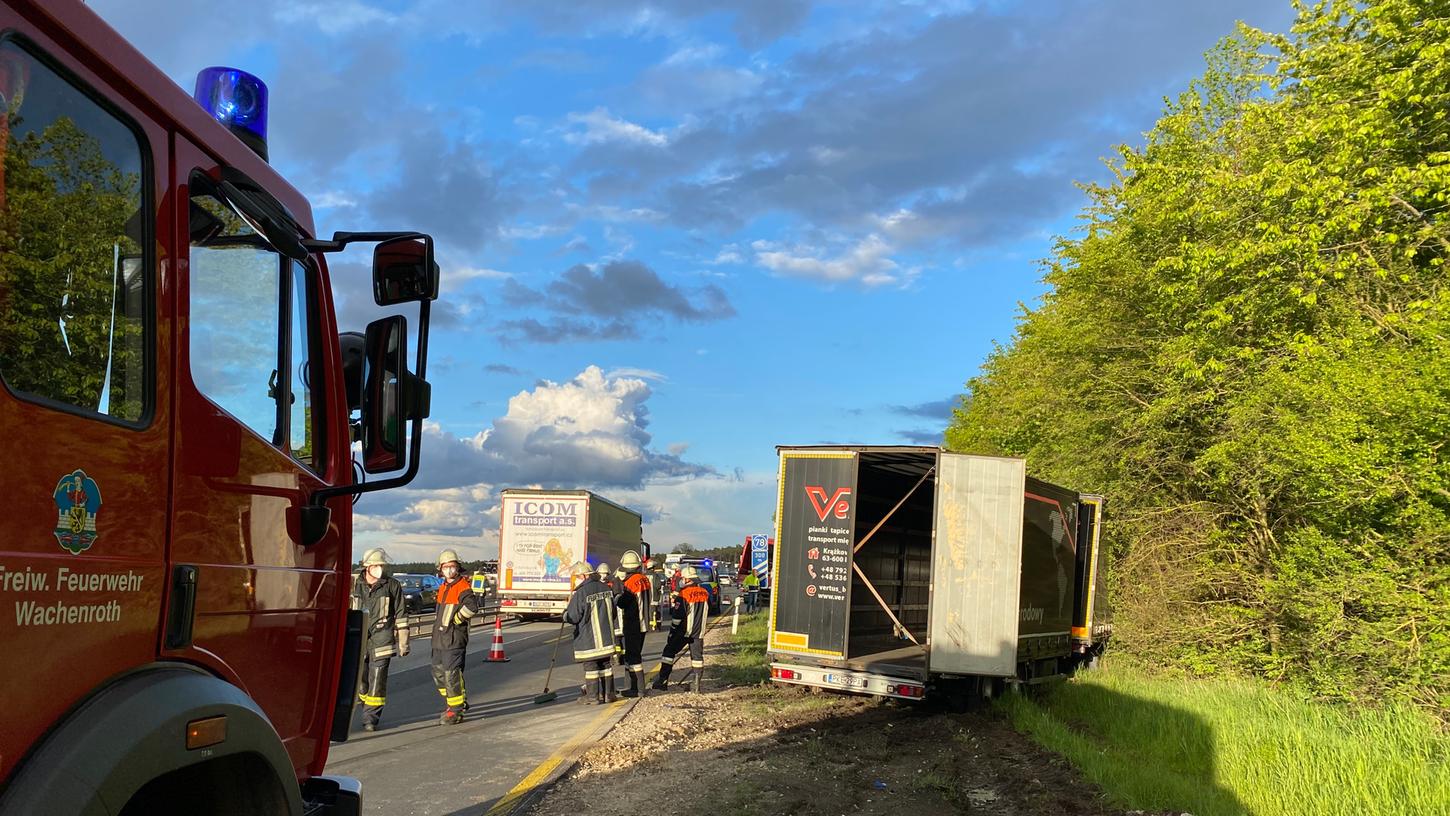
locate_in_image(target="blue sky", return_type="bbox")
[93,0,1295,562]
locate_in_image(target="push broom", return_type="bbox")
[533,617,570,704]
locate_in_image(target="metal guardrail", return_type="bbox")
[402,596,508,639]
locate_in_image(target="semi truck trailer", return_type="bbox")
[766,446,1110,703]
[495,490,645,618]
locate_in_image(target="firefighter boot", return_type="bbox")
[577,683,597,705]
[595,677,608,704]
[620,669,639,698]
[603,674,619,703]
[651,664,671,691]
[691,670,701,694]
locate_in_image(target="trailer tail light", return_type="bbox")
[500,598,517,606]
[890,684,924,698]
[186,715,228,750]
[771,667,800,681]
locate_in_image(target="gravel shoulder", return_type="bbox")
[523,617,1133,816]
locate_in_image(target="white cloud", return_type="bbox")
[753,234,909,287]
[564,107,669,147]
[313,191,358,209]
[274,2,396,35]
[711,244,745,265]
[605,367,668,382]
[613,472,779,553]
[504,223,570,240]
[664,43,726,66]
[353,366,712,551]
[440,264,510,294]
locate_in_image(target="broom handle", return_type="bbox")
[540,616,569,692]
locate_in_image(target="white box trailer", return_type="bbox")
[766,446,1109,702]
[495,489,644,618]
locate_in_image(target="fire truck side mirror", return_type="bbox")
[361,315,408,473]
[372,236,439,306]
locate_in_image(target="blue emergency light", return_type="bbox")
[703,559,713,568]
[193,66,269,161]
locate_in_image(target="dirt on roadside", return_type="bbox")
[524,623,1132,816]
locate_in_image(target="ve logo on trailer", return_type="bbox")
[52,469,103,555]
[805,486,851,522]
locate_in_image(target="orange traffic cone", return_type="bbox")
[485,616,510,662]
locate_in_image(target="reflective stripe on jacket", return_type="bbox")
[432,576,479,654]
[565,577,618,661]
[352,575,406,659]
[673,584,709,638]
[619,572,652,635]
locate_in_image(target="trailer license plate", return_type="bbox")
[823,673,867,689]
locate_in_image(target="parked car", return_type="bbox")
[394,573,437,614]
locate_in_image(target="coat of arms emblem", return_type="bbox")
[53,469,102,555]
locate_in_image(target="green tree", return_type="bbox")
[947,0,1449,711]
[0,113,144,419]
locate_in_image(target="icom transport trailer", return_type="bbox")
[496,490,646,618]
[766,446,1110,703]
[0,1,443,813]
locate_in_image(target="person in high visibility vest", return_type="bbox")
[564,561,619,705]
[614,550,652,697]
[432,549,479,725]
[351,548,408,732]
[742,570,761,614]
[652,565,709,693]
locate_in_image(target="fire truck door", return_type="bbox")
[0,26,171,784]
[165,136,339,772]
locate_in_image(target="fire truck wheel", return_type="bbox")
[0,665,303,816]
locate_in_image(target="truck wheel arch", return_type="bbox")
[0,663,302,816]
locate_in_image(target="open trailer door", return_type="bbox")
[927,453,1027,677]
[768,449,858,659]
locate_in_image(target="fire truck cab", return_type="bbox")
[0,2,438,814]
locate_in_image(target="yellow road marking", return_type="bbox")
[483,697,627,816]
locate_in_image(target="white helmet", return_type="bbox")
[437,549,461,567]
[620,551,642,570]
[595,562,612,578]
[680,565,700,582]
[570,561,593,577]
[361,548,389,567]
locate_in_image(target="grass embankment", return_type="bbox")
[716,609,770,686]
[1001,664,1450,816]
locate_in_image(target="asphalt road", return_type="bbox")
[325,615,675,816]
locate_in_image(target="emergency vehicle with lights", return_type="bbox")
[0,1,440,813]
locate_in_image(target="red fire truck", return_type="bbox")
[0,2,440,813]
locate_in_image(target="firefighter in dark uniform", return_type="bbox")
[652,565,709,693]
[614,550,652,697]
[432,549,480,725]
[351,548,408,732]
[564,561,619,705]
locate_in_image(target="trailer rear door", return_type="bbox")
[768,450,858,658]
[927,453,1026,676]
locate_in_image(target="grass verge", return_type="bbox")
[1000,663,1450,816]
[717,610,770,686]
